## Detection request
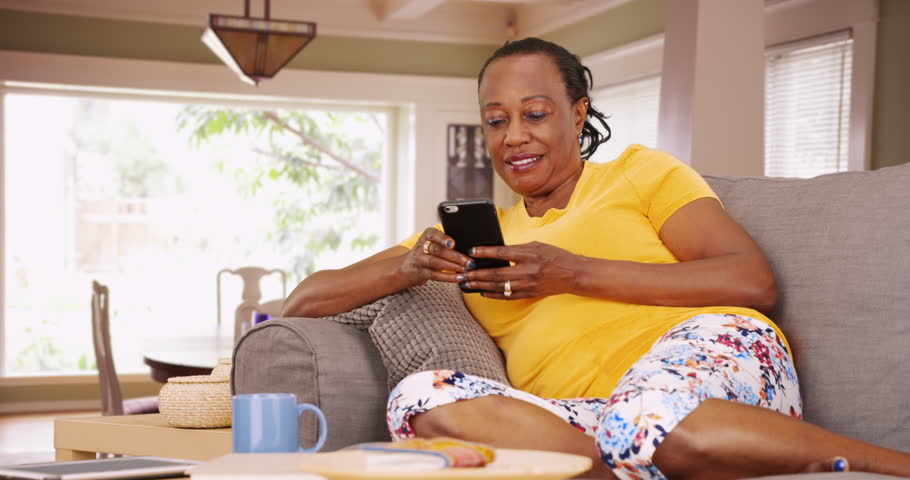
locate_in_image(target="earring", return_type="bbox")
[578,133,584,144]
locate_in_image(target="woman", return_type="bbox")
[283,38,910,480]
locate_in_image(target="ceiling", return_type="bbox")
[0,0,632,45]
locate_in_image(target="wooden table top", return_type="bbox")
[55,414,231,462]
[143,327,235,383]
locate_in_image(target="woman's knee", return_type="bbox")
[411,395,504,439]
[596,389,709,479]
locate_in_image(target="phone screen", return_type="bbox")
[438,200,509,293]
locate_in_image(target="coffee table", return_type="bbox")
[54,414,231,462]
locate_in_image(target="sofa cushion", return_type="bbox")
[366,281,510,390]
[704,162,910,452]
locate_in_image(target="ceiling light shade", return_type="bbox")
[202,0,316,86]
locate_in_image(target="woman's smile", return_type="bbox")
[506,153,544,172]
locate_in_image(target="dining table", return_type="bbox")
[142,325,236,383]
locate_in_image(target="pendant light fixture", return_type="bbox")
[201,0,317,86]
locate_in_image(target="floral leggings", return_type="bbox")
[387,314,803,480]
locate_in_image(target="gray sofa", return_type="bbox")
[233,161,910,477]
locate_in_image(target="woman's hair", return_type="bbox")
[478,37,611,160]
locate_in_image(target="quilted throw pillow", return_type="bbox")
[329,281,510,390]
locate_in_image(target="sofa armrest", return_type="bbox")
[232,317,390,451]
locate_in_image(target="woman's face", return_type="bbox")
[478,53,587,198]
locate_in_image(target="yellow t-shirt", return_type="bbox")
[401,145,785,399]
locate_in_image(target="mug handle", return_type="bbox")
[297,404,328,453]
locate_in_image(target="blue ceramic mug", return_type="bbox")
[232,393,327,453]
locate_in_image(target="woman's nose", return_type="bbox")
[504,122,529,146]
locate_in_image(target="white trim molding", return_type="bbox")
[517,0,638,39]
[582,34,664,89]
[0,400,101,414]
[0,91,4,375]
[846,19,877,171]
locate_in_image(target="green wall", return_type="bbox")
[0,9,497,78]
[871,0,910,170]
[543,0,665,58]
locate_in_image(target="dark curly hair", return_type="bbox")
[478,37,611,160]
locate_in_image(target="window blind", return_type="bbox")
[765,33,853,177]
[589,75,661,163]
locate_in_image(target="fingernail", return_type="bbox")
[467,260,477,269]
[459,282,469,289]
[456,274,466,282]
[833,458,848,472]
[445,240,454,248]
[469,247,476,256]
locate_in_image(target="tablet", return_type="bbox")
[0,456,199,480]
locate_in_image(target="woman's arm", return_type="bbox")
[281,228,475,318]
[465,198,778,313]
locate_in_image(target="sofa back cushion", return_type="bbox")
[704,162,910,451]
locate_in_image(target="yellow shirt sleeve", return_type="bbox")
[621,147,720,232]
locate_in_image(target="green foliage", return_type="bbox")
[70,99,178,198]
[16,318,68,371]
[178,106,385,279]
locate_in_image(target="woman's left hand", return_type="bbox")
[461,242,581,299]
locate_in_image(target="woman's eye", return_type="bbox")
[527,112,547,121]
[486,118,505,127]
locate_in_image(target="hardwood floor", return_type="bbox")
[0,410,98,465]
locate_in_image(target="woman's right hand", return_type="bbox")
[399,228,476,286]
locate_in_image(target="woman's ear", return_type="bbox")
[574,97,589,132]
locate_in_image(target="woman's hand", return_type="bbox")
[461,241,581,299]
[400,228,476,286]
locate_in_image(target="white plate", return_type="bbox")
[299,449,592,480]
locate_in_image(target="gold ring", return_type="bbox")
[423,240,432,255]
[503,280,512,297]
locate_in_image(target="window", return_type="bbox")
[765,33,853,177]
[588,75,661,164]
[3,89,392,376]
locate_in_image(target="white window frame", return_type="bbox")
[765,0,878,172]
[0,50,479,383]
[764,30,854,177]
[1,85,397,379]
[582,0,877,175]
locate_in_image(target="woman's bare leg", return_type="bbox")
[411,396,910,480]
[652,398,910,480]
[410,395,617,479]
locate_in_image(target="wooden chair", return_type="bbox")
[91,281,159,416]
[216,267,287,328]
[233,298,284,344]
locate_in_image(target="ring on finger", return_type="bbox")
[423,240,432,255]
[503,280,512,297]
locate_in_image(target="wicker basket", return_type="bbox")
[210,357,232,379]
[158,375,231,428]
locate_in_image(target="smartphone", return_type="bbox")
[438,199,509,293]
